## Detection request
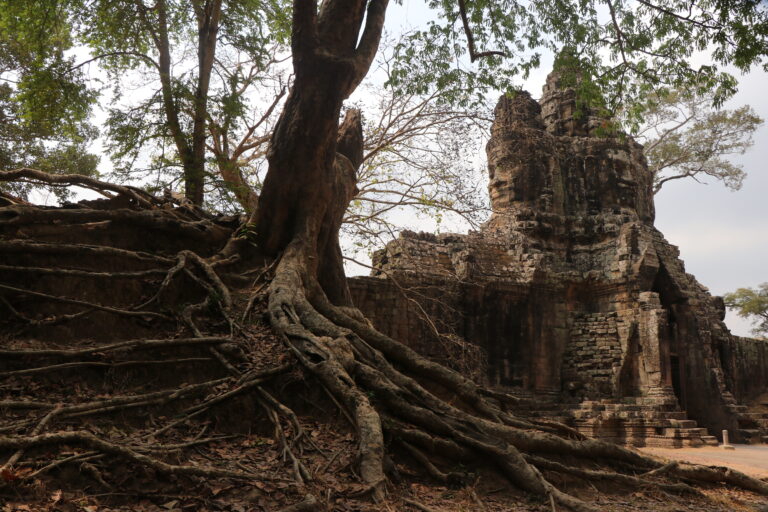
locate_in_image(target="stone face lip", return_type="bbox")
[349,68,768,448]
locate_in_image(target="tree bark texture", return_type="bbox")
[255,0,388,303]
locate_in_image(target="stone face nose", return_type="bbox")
[485,71,655,224]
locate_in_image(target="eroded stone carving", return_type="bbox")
[349,69,768,447]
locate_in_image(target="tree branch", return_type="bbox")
[457,0,507,63]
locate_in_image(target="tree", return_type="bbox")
[632,87,763,194]
[0,0,99,204]
[724,283,768,338]
[201,47,493,242]
[252,0,768,505]
[67,0,291,205]
[4,0,768,510]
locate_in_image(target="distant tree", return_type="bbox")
[724,284,768,338]
[632,88,763,194]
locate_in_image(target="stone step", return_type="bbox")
[578,402,606,411]
[700,435,719,446]
[657,411,688,420]
[668,419,697,428]
[669,427,707,439]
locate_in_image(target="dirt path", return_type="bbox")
[640,445,768,479]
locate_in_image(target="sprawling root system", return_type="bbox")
[1,171,767,511]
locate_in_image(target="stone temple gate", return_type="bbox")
[349,70,768,448]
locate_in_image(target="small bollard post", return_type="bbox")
[721,429,735,450]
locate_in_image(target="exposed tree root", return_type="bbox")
[0,296,93,328]
[263,236,768,511]
[403,497,443,512]
[277,494,319,512]
[0,283,169,320]
[25,451,103,481]
[0,239,174,264]
[523,454,699,495]
[0,264,169,279]
[0,205,231,245]
[0,405,63,472]
[0,168,160,209]
[0,358,212,378]
[0,336,231,358]
[0,432,256,480]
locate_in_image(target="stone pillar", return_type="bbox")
[637,292,676,401]
[721,429,734,450]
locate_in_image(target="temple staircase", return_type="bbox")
[568,397,720,448]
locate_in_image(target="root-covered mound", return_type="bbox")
[1,180,768,511]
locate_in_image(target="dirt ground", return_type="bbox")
[640,445,768,479]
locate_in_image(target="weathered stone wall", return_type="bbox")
[721,336,768,403]
[348,274,460,362]
[562,312,622,399]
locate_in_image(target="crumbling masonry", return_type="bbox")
[349,70,768,448]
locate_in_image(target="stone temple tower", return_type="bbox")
[348,69,768,447]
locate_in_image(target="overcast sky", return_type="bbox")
[653,69,768,337]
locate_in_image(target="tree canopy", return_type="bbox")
[633,87,763,194]
[724,283,768,337]
[0,0,98,203]
[3,0,768,209]
[390,0,768,116]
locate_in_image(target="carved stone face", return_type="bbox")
[485,72,655,224]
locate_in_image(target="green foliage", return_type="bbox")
[70,0,291,199]
[4,0,768,212]
[724,284,768,337]
[234,222,259,242]
[388,0,768,124]
[633,87,763,193]
[0,0,99,201]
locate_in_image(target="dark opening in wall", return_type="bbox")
[671,355,682,403]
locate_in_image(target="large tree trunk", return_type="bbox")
[255,0,386,304]
[3,168,768,512]
[189,0,223,206]
[152,0,221,206]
